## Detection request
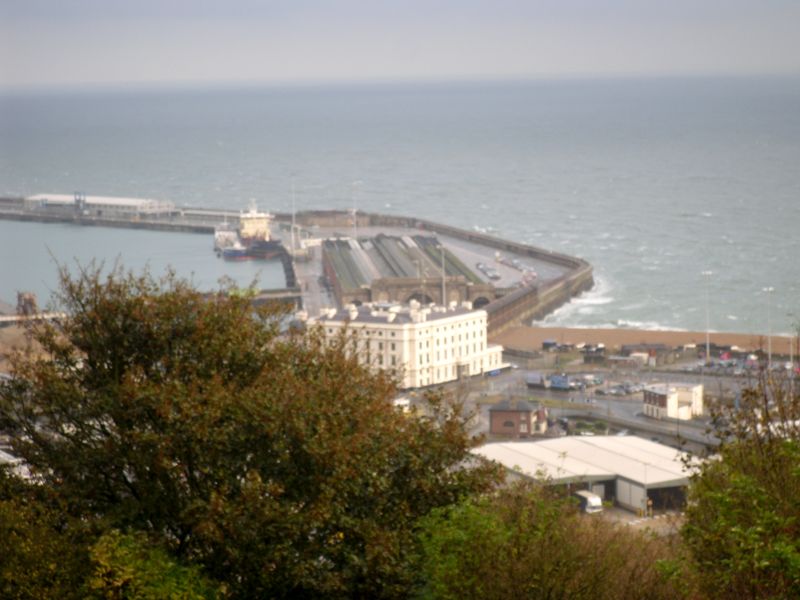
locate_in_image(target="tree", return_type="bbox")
[416,481,691,600]
[0,468,94,600]
[683,372,800,599]
[0,264,500,598]
[86,530,220,599]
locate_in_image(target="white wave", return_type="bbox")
[575,295,614,306]
[727,314,738,321]
[616,319,687,331]
[531,277,614,326]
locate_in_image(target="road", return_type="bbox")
[460,367,721,450]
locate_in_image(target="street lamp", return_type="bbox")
[350,180,362,240]
[701,271,713,364]
[438,244,446,306]
[763,287,774,368]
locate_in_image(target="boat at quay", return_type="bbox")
[215,201,283,261]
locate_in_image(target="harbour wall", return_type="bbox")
[0,199,593,330]
[288,210,594,335]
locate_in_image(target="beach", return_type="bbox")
[492,326,795,356]
[3,323,795,375]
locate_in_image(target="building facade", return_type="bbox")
[309,300,504,389]
[643,383,703,420]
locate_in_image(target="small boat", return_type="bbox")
[214,222,239,251]
[221,242,251,261]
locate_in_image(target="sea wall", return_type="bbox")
[0,200,593,328]
[288,210,594,334]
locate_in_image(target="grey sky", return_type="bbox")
[2,0,799,88]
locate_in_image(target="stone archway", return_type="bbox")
[406,291,434,305]
[472,296,491,309]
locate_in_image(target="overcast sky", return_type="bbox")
[2,0,799,88]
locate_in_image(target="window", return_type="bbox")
[391,356,396,366]
[503,420,514,428]
[391,343,396,351]
[379,342,383,350]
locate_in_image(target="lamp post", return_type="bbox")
[763,287,774,368]
[350,180,362,241]
[438,245,446,306]
[701,271,713,364]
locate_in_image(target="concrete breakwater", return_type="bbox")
[0,197,593,331]
[286,210,594,335]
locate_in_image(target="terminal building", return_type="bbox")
[24,193,175,217]
[642,383,704,420]
[308,300,504,389]
[474,436,693,513]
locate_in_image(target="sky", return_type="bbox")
[2,0,800,88]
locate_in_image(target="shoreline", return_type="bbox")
[4,324,795,374]
[491,325,796,356]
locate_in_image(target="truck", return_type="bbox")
[548,374,573,391]
[573,490,604,514]
[526,372,550,389]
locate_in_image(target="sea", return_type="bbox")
[1,76,798,334]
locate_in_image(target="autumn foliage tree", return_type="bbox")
[683,372,800,599]
[416,481,692,600]
[0,265,499,598]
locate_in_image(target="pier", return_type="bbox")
[0,194,594,334]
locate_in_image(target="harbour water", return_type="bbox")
[1,77,798,332]
[0,220,285,309]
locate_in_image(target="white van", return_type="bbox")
[573,490,603,514]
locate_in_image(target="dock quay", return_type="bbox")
[1,195,593,335]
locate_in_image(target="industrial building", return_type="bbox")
[473,436,692,513]
[308,300,504,389]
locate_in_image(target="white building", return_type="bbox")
[474,436,696,513]
[642,383,703,420]
[309,300,504,389]
[25,193,174,216]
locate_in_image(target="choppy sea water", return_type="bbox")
[1,77,798,333]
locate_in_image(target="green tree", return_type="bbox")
[416,481,690,600]
[683,373,800,599]
[0,468,94,600]
[0,264,499,598]
[86,530,219,599]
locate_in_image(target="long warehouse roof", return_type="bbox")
[473,436,694,489]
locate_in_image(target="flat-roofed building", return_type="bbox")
[643,383,703,420]
[308,300,504,389]
[25,193,175,216]
[473,436,694,513]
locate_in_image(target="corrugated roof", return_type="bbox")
[473,436,692,489]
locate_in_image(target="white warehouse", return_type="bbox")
[473,436,694,513]
[309,300,504,389]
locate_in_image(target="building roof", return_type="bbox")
[473,436,692,489]
[489,399,535,412]
[644,383,702,394]
[26,194,173,211]
[315,301,482,326]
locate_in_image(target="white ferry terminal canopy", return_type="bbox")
[25,193,174,215]
[473,436,691,489]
